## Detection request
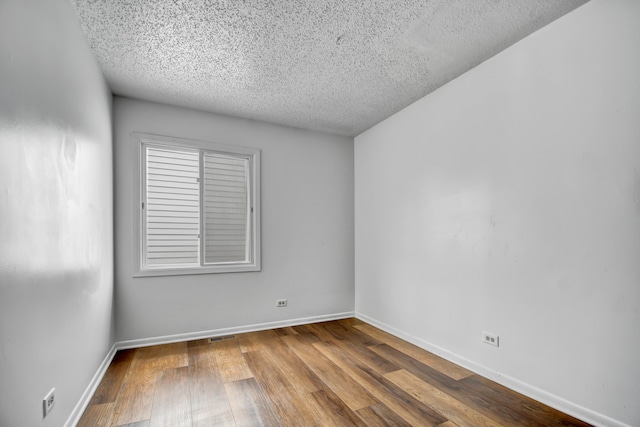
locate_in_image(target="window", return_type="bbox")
[134,133,260,276]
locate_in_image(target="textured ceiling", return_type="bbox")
[72,0,587,136]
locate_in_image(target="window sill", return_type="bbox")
[134,263,261,277]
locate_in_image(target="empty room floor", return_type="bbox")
[78,318,591,426]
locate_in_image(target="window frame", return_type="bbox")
[133,132,261,277]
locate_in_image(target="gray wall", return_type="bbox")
[0,0,114,426]
[354,0,640,426]
[114,97,354,342]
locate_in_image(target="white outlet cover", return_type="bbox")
[43,388,55,417]
[483,332,499,347]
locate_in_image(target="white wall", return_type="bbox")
[0,1,114,426]
[354,0,640,426]
[114,97,354,342]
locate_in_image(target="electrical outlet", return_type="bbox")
[43,388,55,417]
[276,299,287,307]
[483,332,499,347]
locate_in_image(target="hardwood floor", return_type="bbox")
[77,318,591,427]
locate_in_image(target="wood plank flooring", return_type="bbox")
[78,318,591,427]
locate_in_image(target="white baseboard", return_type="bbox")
[116,311,355,350]
[355,312,630,427]
[64,344,117,427]
[64,311,354,426]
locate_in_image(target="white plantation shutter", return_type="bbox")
[137,134,260,276]
[203,153,251,264]
[144,146,200,267]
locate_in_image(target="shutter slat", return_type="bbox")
[147,229,199,235]
[147,201,199,208]
[148,247,199,253]
[146,204,199,212]
[149,240,199,246]
[148,189,199,196]
[148,167,199,178]
[148,181,199,190]
[148,174,198,184]
[147,257,197,265]
[148,192,199,201]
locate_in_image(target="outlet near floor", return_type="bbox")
[276,299,287,307]
[483,332,499,347]
[43,388,55,417]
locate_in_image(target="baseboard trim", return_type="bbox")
[65,311,354,426]
[116,311,355,350]
[64,344,117,427]
[355,312,630,427]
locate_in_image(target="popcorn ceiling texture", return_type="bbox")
[71,0,587,136]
